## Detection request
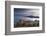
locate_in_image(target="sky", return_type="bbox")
[14,8,39,24]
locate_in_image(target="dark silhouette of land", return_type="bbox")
[14,19,39,28]
[26,15,39,18]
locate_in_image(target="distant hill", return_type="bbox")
[26,15,39,18]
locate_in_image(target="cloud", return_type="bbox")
[15,9,39,16]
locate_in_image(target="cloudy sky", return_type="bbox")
[14,8,39,24]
